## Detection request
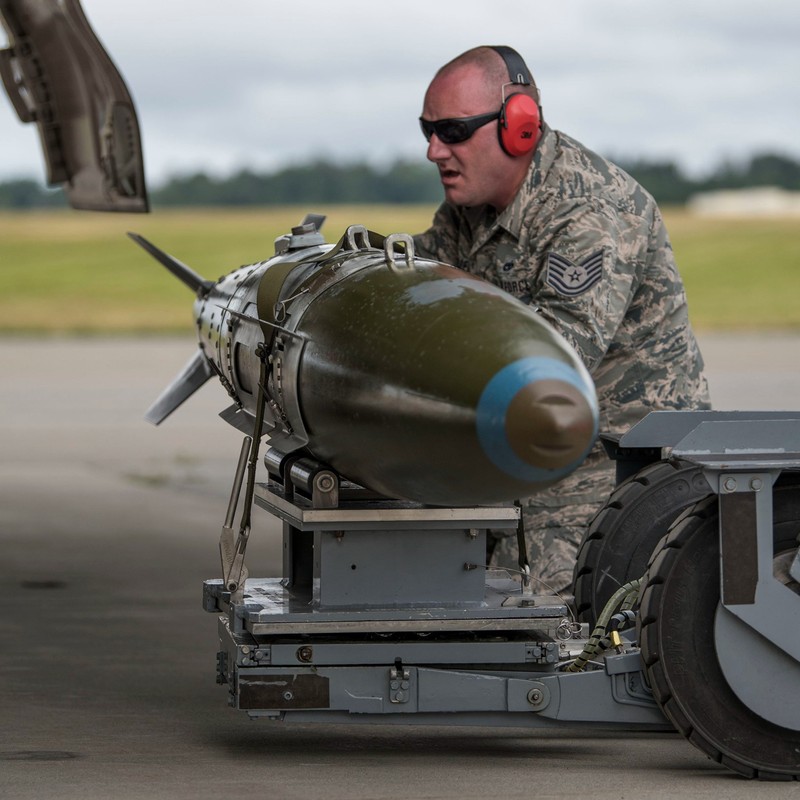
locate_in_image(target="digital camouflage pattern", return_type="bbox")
[415,123,711,592]
[489,444,616,594]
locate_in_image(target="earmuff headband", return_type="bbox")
[489,45,533,87]
[485,45,542,157]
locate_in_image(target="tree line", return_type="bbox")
[2,152,799,209]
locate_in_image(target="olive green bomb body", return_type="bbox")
[133,224,598,507]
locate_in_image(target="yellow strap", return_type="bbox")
[255,228,386,344]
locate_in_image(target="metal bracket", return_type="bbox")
[525,681,551,710]
[384,233,416,272]
[0,46,36,122]
[312,470,339,508]
[219,436,252,588]
[711,470,800,663]
[215,651,228,685]
[389,664,412,704]
[663,417,800,664]
[513,500,532,594]
[223,347,270,595]
[525,642,558,665]
[344,225,372,252]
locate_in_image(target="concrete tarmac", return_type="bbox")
[1,334,799,799]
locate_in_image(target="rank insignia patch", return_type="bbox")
[546,250,604,297]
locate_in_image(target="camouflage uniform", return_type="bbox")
[414,123,711,593]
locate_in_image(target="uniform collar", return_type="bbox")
[463,122,558,254]
[497,122,557,238]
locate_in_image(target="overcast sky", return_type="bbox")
[1,0,798,186]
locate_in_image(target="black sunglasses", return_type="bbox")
[419,111,500,144]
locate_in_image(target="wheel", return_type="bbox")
[638,484,800,780]
[574,459,710,624]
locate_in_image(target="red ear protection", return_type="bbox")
[499,92,541,157]
[489,45,542,157]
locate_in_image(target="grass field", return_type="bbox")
[1,205,798,333]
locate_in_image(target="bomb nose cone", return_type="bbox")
[476,356,599,485]
[505,380,596,470]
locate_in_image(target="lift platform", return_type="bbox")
[203,412,800,780]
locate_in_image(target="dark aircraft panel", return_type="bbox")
[0,0,148,211]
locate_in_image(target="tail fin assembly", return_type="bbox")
[127,233,214,296]
[129,231,216,424]
[145,350,214,425]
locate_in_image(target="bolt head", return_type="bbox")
[296,646,313,663]
[526,684,549,708]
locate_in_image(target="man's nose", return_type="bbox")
[426,134,451,162]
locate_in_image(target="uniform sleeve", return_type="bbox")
[526,198,650,372]
[413,202,460,263]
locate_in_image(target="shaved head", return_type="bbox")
[435,47,540,105]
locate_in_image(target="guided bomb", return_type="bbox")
[132,221,598,506]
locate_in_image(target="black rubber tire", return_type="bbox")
[638,487,800,780]
[574,459,710,624]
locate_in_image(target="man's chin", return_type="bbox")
[443,185,469,206]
